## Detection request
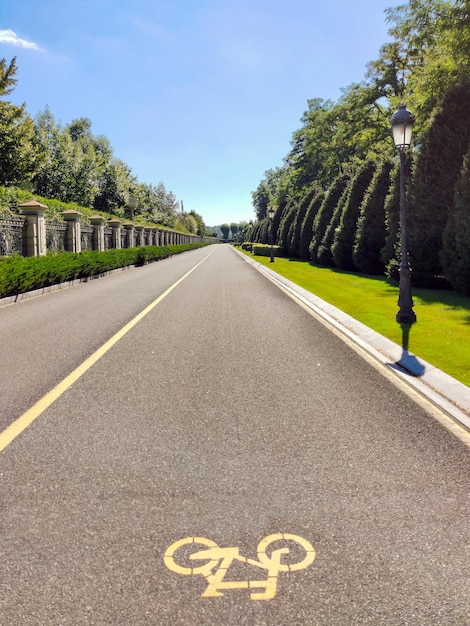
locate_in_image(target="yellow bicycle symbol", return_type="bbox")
[163,533,315,600]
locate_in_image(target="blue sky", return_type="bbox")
[1,0,395,226]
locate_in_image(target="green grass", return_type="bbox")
[244,253,470,387]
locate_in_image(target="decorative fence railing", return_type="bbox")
[0,201,213,258]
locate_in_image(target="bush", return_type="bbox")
[252,244,284,258]
[241,242,252,251]
[0,243,210,298]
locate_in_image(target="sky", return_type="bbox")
[1,0,397,226]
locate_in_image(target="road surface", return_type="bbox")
[0,244,468,625]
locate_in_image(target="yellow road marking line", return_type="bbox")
[0,251,214,453]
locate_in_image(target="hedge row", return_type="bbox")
[251,244,284,257]
[0,243,210,298]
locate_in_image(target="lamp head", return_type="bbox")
[391,105,415,150]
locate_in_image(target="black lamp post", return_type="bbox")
[268,207,275,263]
[391,104,416,324]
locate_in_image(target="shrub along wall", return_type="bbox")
[0,243,211,299]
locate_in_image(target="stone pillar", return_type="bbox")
[62,210,82,253]
[90,215,105,251]
[123,223,135,248]
[145,227,153,246]
[135,225,145,246]
[19,200,47,257]
[108,219,122,249]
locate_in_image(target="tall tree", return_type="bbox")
[288,185,319,258]
[298,190,325,260]
[441,145,470,294]
[0,57,39,185]
[353,160,393,275]
[220,223,230,239]
[310,174,349,263]
[408,79,470,285]
[331,161,376,270]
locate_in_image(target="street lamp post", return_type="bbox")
[268,207,275,263]
[391,105,416,325]
[126,195,138,221]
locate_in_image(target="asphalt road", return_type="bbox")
[0,244,469,625]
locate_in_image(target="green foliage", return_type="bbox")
[298,191,325,260]
[441,146,470,294]
[0,244,210,298]
[251,166,292,220]
[249,0,470,296]
[316,182,351,267]
[408,80,470,285]
[0,57,39,185]
[310,174,349,263]
[288,186,319,258]
[353,161,393,275]
[252,244,283,258]
[278,199,299,253]
[219,223,230,239]
[332,161,376,270]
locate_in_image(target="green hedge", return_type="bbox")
[252,244,284,258]
[0,244,210,298]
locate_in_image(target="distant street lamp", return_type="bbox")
[268,207,275,263]
[391,105,416,324]
[126,195,138,221]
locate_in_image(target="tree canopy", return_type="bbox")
[0,56,198,230]
[250,0,470,292]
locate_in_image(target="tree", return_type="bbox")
[310,174,349,263]
[332,161,376,270]
[278,199,299,254]
[33,108,103,206]
[0,57,39,185]
[94,159,134,216]
[298,190,325,260]
[441,146,470,294]
[286,98,339,189]
[175,213,198,233]
[230,223,239,238]
[251,166,291,220]
[288,185,320,258]
[189,210,208,237]
[220,223,230,239]
[408,80,470,285]
[378,0,467,125]
[353,160,393,275]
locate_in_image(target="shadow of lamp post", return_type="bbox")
[391,105,417,325]
[268,207,275,263]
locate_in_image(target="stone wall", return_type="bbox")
[0,201,212,257]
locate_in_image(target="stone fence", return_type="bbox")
[0,201,213,257]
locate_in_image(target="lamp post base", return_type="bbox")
[396,309,417,324]
[396,262,416,325]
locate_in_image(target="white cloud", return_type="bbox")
[0,29,41,50]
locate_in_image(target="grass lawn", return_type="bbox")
[243,252,470,388]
